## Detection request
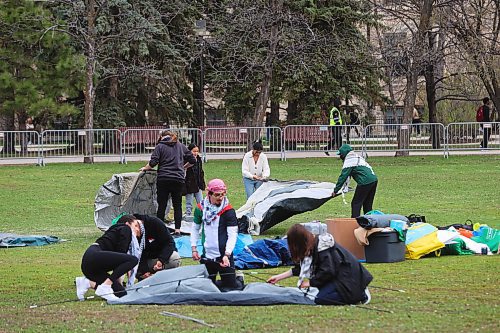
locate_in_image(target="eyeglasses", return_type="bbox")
[209,191,226,198]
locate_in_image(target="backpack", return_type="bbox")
[476,106,484,122]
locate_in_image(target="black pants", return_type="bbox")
[156,179,184,229]
[480,126,491,148]
[351,181,378,218]
[412,118,422,135]
[81,244,138,297]
[327,126,342,150]
[203,256,239,291]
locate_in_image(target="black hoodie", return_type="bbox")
[148,136,196,182]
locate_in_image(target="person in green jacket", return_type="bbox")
[333,144,378,218]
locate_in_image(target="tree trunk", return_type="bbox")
[83,0,97,163]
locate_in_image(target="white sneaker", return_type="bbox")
[75,277,90,301]
[363,288,371,305]
[95,284,119,301]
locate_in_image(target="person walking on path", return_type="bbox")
[324,99,343,155]
[478,97,492,149]
[333,144,378,218]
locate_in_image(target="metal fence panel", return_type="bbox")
[446,122,499,153]
[362,123,446,155]
[121,128,202,163]
[203,127,282,160]
[282,125,363,159]
[0,131,42,164]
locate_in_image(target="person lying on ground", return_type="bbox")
[267,224,373,305]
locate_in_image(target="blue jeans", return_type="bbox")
[315,282,346,305]
[243,177,262,199]
[185,190,203,215]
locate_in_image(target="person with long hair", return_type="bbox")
[242,140,270,199]
[75,215,144,301]
[268,224,373,305]
[140,130,196,235]
[183,143,206,217]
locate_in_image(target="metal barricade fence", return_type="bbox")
[121,128,202,164]
[282,125,363,159]
[41,129,122,163]
[203,126,282,161]
[446,122,500,154]
[0,130,42,164]
[362,123,446,156]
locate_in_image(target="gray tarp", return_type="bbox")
[236,180,336,234]
[94,172,158,231]
[110,265,316,306]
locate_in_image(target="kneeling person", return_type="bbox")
[134,214,181,280]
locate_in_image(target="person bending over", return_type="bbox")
[75,215,144,301]
[133,214,181,280]
[268,224,372,305]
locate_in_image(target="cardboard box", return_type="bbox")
[326,218,365,260]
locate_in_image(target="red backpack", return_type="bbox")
[476,106,484,122]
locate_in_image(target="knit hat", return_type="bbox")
[207,179,227,192]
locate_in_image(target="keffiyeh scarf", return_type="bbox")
[201,196,229,225]
[127,221,145,287]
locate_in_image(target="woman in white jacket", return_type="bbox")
[241,141,270,198]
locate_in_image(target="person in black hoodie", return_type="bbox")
[140,130,196,235]
[183,143,206,217]
[133,214,181,280]
[268,224,373,305]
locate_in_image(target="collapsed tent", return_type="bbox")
[94,172,157,231]
[236,180,336,234]
[110,265,316,306]
[0,233,62,248]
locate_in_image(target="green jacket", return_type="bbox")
[334,149,377,193]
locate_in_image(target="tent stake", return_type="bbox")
[160,311,215,328]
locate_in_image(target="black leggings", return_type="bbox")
[156,179,184,229]
[351,181,378,218]
[81,245,138,296]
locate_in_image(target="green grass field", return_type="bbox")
[0,156,499,332]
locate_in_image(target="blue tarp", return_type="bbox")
[0,233,62,248]
[235,238,294,269]
[174,233,254,258]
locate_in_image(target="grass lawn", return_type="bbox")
[0,155,499,333]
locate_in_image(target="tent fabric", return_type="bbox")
[236,180,336,235]
[94,172,158,231]
[110,265,316,306]
[235,238,294,269]
[0,233,61,248]
[174,234,254,258]
[356,214,409,229]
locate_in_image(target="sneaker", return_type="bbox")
[324,151,330,156]
[363,288,371,305]
[95,284,119,301]
[75,276,90,301]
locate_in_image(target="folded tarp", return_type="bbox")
[110,265,316,306]
[235,238,294,269]
[0,233,62,248]
[236,180,336,235]
[356,214,409,229]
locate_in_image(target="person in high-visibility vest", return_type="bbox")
[324,101,343,156]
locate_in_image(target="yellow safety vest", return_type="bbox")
[329,107,343,126]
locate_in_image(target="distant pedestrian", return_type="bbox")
[412,108,422,136]
[183,143,206,217]
[478,97,492,148]
[324,99,343,155]
[242,140,270,199]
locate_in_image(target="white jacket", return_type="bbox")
[242,151,270,179]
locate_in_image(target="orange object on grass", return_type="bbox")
[458,228,473,238]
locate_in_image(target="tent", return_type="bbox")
[94,172,157,231]
[236,180,336,234]
[109,265,316,306]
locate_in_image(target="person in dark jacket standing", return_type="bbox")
[140,130,196,235]
[133,214,181,280]
[479,97,492,149]
[75,215,143,302]
[268,224,372,305]
[333,144,378,218]
[183,143,206,217]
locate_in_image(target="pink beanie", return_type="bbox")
[207,179,227,192]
